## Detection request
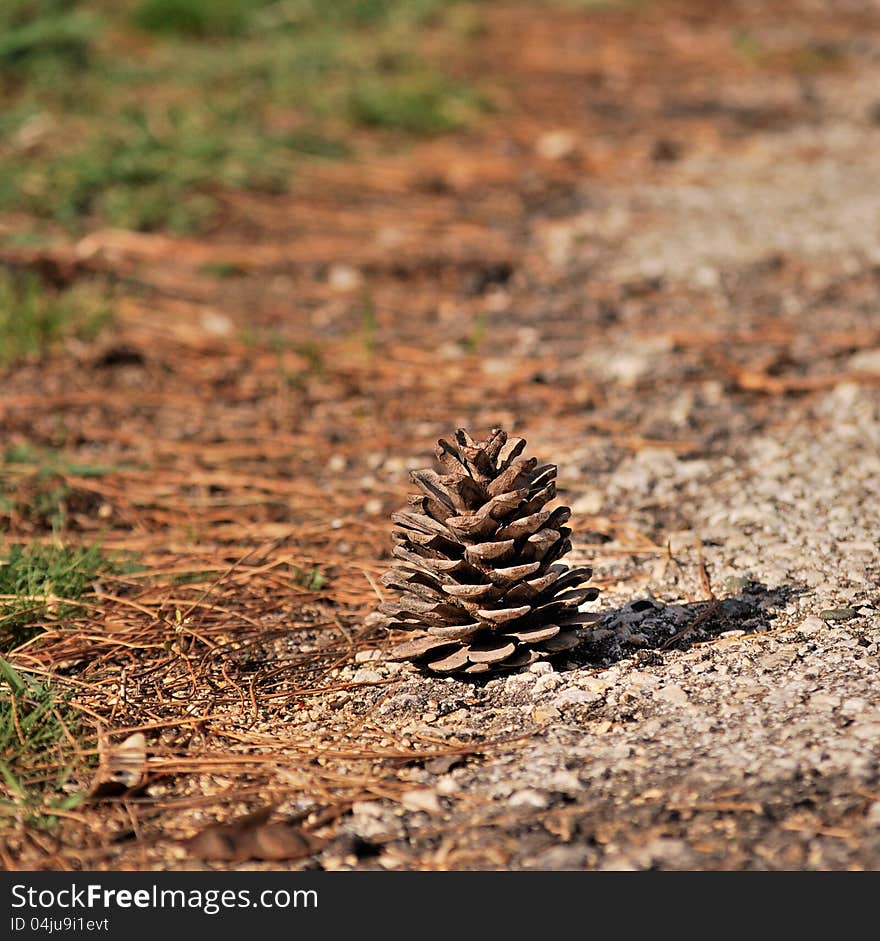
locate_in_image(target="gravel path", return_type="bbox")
[315,30,880,869]
[328,388,879,869]
[320,376,879,868]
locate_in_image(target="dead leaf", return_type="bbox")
[89,732,147,797]
[184,807,323,862]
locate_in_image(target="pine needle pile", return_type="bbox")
[377,428,599,674]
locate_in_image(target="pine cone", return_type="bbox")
[376,428,599,675]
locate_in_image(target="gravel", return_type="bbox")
[311,24,880,870]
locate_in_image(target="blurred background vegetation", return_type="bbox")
[0,0,494,237]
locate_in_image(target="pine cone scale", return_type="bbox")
[428,647,470,672]
[427,622,483,640]
[486,457,537,496]
[464,540,515,564]
[506,624,560,643]
[486,561,542,584]
[467,639,516,664]
[440,583,502,602]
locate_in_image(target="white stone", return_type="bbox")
[655,684,689,706]
[848,348,880,373]
[529,661,554,675]
[400,790,441,813]
[534,673,563,694]
[553,688,600,709]
[436,776,460,796]
[200,312,234,336]
[352,669,382,684]
[351,800,384,818]
[509,788,550,809]
[355,649,382,663]
[798,616,826,635]
[327,264,363,291]
[535,129,577,160]
[547,770,583,794]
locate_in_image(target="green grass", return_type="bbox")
[0,657,89,829]
[169,568,216,585]
[731,29,766,66]
[0,2,98,75]
[0,0,490,234]
[1,445,119,532]
[349,71,483,134]
[131,0,274,38]
[361,298,378,353]
[0,270,113,365]
[463,310,488,353]
[0,542,117,649]
[292,565,327,592]
[3,444,117,480]
[276,128,353,160]
[199,260,246,279]
[554,0,643,9]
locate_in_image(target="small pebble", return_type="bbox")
[351,800,384,819]
[351,669,382,684]
[423,755,460,775]
[724,575,752,592]
[509,788,550,809]
[525,845,590,870]
[819,608,858,621]
[355,649,382,663]
[400,790,442,814]
[327,264,363,292]
[553,688,600,709]
[529,661,554,676]
[535,129,578,160]
[436,775,460,796]
[547,770,583,794]
[655,684,689,706]
[533,673,563,694]
[532,705,560,722]
[798,616,826,635]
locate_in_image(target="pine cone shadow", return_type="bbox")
[569,581,804,668]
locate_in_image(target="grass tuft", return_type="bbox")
[0,270,113,366]
[292,565,327,592]
[0,3,98,74]
[350,72,483,134]
[1,446,119,533]
[131,0,273,39]
[3,444,117,480]
[0,542,117,649]
[0,658,89,830]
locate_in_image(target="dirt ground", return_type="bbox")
[2,0,880,870]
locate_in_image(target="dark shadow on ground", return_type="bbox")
[569,581,804,669]
[383,582,804,686]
